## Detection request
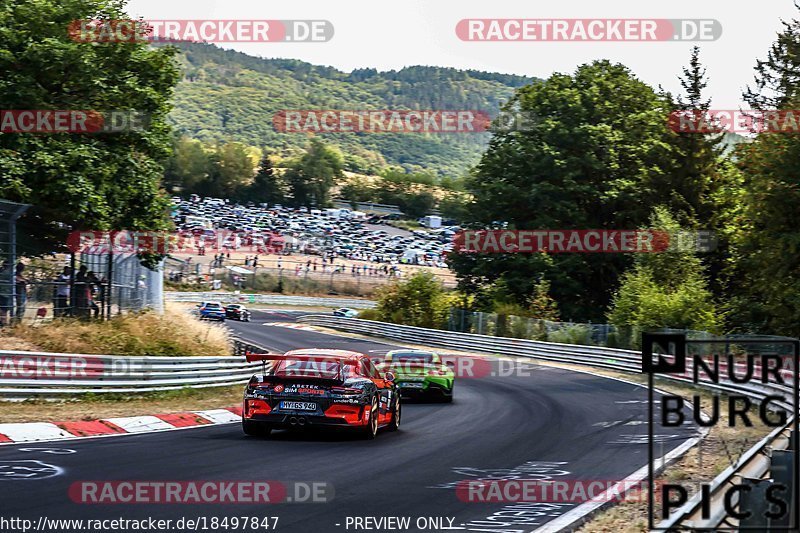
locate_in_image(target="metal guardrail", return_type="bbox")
[0,338,271,398]
[657,419,794,530]
[165,291,377,309]
[296,315,797,530]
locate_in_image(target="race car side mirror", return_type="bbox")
[384,372,396,382]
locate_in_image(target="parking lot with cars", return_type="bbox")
[171,196,457,269]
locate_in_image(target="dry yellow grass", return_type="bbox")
[0,335,44,351]
[4,302,230,356]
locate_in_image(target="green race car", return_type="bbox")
[381,350,455,402]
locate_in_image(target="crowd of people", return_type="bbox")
[0,261,109,326]
[53,265,107,319]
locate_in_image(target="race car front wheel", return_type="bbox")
[362,397,379,439]
[242,419,272,437]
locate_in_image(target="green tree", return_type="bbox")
[669,46,727,226]
[284,138,343,207]
[607,207,720,336]
[669,46,740,300]
[247,153,283,205]
[725,115,800,336]
[374,271,449,328]
[0,0,180,257]
[723,9,800,336]
[214,142,255,199]
[451,60,680,321]
[163,136,210,193]
[743,9,800,110]
[526,279,560,321]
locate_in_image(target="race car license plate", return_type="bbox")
[401,383,424,389]
[279,401,317,411]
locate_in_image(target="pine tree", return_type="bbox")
[248,154,283,205]
[744,12,800,110]
[669,46,725,226]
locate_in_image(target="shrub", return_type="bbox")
[547,324,594,346]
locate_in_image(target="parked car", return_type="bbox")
[225,304,251,322]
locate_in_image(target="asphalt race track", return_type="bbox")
[0,310,698,533]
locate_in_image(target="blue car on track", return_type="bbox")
[198,302,226,321]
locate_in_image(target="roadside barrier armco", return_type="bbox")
[0,340,269,398]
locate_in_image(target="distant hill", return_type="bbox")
[163,42,537,177]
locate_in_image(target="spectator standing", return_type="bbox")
[54,266,71,317]
[73,265,89,318]
[86,271,101,319]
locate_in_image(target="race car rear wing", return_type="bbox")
[245,352,285,363]
[245,351,358,381]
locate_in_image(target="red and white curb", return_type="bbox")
[0,407,242,445]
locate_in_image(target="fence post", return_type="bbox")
[105,250,113,320]
[738,478,775,529]
[770,449,796,528]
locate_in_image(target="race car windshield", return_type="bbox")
[392,352,434,363]
[272,359,353,379]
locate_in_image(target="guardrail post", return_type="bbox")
[770,450,796,529]
[738,478,775,530]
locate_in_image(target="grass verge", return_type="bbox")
[4,303,230,356]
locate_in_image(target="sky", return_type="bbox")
[126,0,799,108]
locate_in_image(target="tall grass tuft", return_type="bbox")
[8,303,231,356]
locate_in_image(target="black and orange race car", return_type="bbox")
[242,349,401,439]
